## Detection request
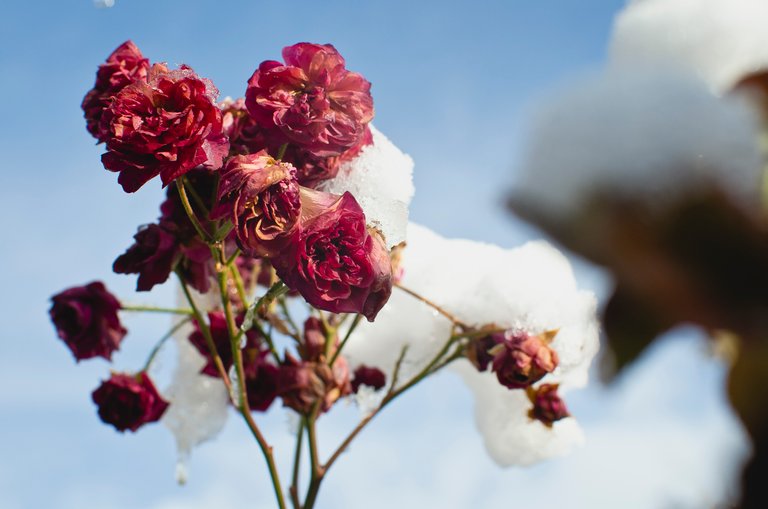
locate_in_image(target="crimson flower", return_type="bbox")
[245,43,374,157]
[277,353,351,414]
[92,372,169,432]
[212,152,301,258]
[113,224,179,291]
[489,330,559,389]
[82,40,150,141]
[274,189,393,321]
[351,365,386,393]
[49,281,127,362]
[527,383,570,427]
[101,64,229,193]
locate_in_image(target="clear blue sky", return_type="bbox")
[0,1,747,508]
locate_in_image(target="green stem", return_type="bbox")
[142,317,191,372]
[303,406,324,509]
[289,419,305,509]
[176,179,212,243]
[329,314,362,365]
[121,304,193,315]
[394,282,467,328]
[277,142,289,160]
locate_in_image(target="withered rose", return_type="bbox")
[91,372,169,432]
[466,332,504,372]
[351,365,386,393]
[212,152,301,258]
[113,223,179,292]
[245,43,374,157]
[275,190,393,321]
[277,353,351,414]
[82,40,150,141]
[242,348,280,412]
[101,64,229,193]
[299,317,329,362]
[490,330,559,389]
[49,281,127,362]
[527,383,570,427]
[188,311,254,377]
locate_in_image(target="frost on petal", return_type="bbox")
[610,0,768,91]
[512,70,763,220]
[319,125,414,247]
[344,223,599,465]
[162,285,228,478]
[455,360,585,467]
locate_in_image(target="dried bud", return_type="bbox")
[490,330,559,389]
[351,365,386,393]
[299,317,329,362]
[277,353,351,414]
[91,371,169,432]
[113,224,179,292]
[49,281,127,361]
[527,383,570,427]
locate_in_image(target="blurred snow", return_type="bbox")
[93,0,115,7]
[514,70,763,217]
[611,0,768,91]
[344,222,599,465]
[320,125,415,247]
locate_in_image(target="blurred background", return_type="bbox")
[0,0,749,507]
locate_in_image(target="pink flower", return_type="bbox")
[245,43,374,157]
[527,383,570,427]
[100,64,229,193]
[212,152,301,258]
[49,282,127,362]
[82,41,150,141]
[274,190,393,321]
[489,331,559,389]
[91,372,169,432]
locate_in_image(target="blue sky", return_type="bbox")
[0,1,749,508]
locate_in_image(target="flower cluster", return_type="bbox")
[49,39,600,509]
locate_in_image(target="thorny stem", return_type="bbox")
[176,270,233,395]
[394,282,468,328]
[176,179,212,243]
[141,317,191,372]
[120,304,193,315]
[216,245,287,509]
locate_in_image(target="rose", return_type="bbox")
[489,330,559,389]
[351,365,387,393]
[274,189,393,321]
[212,152,301,258]
[91,372,169,432]
[527,383,570,427]
[49,281,127,361]
[113,223,179,292]
[277,353,351,414]
[100,64,229,193]
[245,43,374,157]
[82,40,150,141]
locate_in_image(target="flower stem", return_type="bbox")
[394,282,467,328]
[120,304,193,315]
[176,179,212,243]
[329,314,362,365]
[303,405,324,509]
[289,419,305,509]
[142,317,191,372]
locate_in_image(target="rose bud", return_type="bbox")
[489,330,559,389]
[351,365,386,393]
[100,64,229,193]
[245,43,374,157]
[242,348,280,412]
[274,190,393,321]
[211,152,301,258]
[277,353,351,414]
[49,281,127,362]
[527,383,570,427]
[82,40,150,141]
[466,332,504,372]
[91,371,169,432]
[113,223,180,292]
[299,317,329,362]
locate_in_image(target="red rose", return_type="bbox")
[49,281,127,362]
[113,223,179,292]
[527,383,570,427]
[274,190,393,321]
[92,372,169,432]
[351,365,387,393]
[490,331,559,389]
[212,152,301,258]
[82,40,150,141]
[100,64,229,193]
[245,43,374,157]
